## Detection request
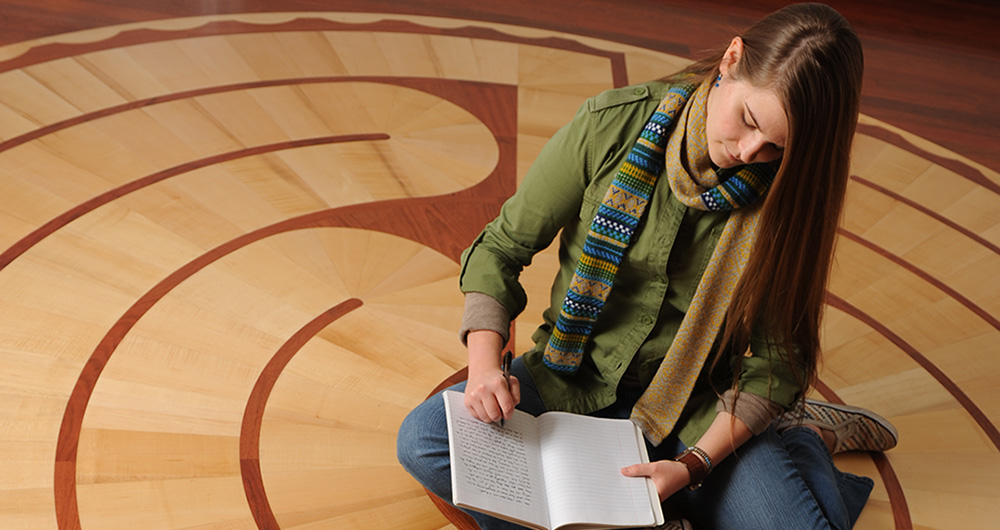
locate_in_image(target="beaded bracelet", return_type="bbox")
[688,445,713,473]
[674,446,712,489]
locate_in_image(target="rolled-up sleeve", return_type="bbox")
[459,292,510,345]
[716,389,785,435]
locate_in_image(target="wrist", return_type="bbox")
[675,446,713,490]
[466,331,504,372]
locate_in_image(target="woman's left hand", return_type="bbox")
[620,460,692,501]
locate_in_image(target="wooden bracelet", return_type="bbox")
[675,447,710,490]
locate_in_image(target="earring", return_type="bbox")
[715,74,722,88]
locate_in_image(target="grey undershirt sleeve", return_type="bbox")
[459,292,510,346]
[716,389,786,435]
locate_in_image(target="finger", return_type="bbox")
[465,391,496,423]
[464,392,487,421]
[508,375,522,405]
[479,393,503,423]
[496,384,518,421]
[620,463,654,477]
[464,397,484,422]
[464,378,504,423]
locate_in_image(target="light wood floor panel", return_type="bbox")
[0,6,996,530]
[75,476,253,529]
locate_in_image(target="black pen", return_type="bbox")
[500,350,512,427]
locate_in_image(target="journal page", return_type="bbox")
[537,412,660,529]
[444,390,550,529]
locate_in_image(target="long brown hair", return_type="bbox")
[678,4,864,401]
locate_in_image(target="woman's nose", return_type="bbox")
[739,135,773,164]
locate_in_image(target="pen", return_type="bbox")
[500,350,512,427]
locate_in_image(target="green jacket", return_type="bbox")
[459,81,802,444]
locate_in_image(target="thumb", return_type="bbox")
[620,462,655,477]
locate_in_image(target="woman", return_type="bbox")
[398,3,897,529]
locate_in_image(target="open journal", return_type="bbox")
[443,390,664,530]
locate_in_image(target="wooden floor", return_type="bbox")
[0,1,997,529]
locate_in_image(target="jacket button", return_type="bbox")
[633,87,646,96]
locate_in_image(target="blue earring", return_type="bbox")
[715,74,722,88]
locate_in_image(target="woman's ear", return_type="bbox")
[719,37,744,77]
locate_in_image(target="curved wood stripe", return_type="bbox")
[0,133,390,271]
[856,124,999,196]
[0,14,995,181]
[2,75,518,274]
[850,175,1000,256]
[428,367,469,399]
[53,78,516,528]
[0,79,380,154]
[52,226,291,530]
[838,228,1000,331]
[0,22,987,223]
[870,450,909,529]
[814,379,912,530]
[52,185,511,528]
[825,293,1000,452]
[240,298,364,530]
[0,76,507,154]
[3,2,997,175]
[0,17,628,87]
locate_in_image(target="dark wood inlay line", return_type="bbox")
[2,75,519,276]
[52,223,313,530]
[838,228,1000,331]
[0,75,508,154]
[240,297,363,530]
[0,133,390,271]
[813,379,912,530]
[2,0,996,173]
[850,175,1000,256]
[0,17,628,88]
[856,123,999,196]
[870,451,910,530]
[825,293,1000,452]
[52,183,512,528]
[53,78,517,529]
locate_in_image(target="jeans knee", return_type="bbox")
[395,405,426,474]
[395,395,452,495]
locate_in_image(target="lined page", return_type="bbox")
[537,412,657,529]
[444,391,549,529]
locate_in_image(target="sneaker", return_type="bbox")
[774,399,898,454]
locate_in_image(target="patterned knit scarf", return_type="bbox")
[544,80,778,444]
[542,83,697,371]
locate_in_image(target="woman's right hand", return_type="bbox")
[464,330,521,423]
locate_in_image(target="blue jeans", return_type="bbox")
[396,357,873,529]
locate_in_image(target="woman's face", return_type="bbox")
[706,38,788,169]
